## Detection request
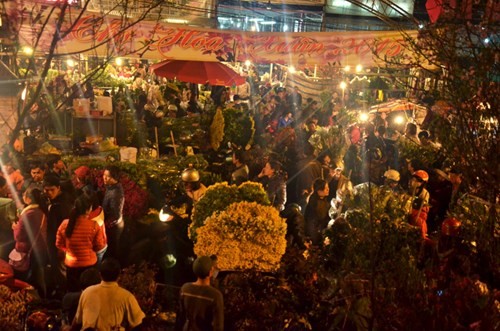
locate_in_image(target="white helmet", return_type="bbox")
[384,169,400,182]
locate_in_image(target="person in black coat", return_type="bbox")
[254,160,287,211]
[42,174,73,297]
[304,178,331,246]
[280,204,306,250]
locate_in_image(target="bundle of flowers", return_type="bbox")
[0,285,35,330]
[194,201,287,271]
[190,182,270,241]
[209,107,224,150]
[119,262,157,313]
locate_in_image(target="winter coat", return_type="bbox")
[56,215,106,268]
[304,194,331,245]
[102,183,125,229]
[256,175,287,211]
[13,204,47,264]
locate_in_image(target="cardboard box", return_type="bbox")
[73,98,90,116]
[96,96,113,116]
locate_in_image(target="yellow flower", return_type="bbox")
[194,201,287,271]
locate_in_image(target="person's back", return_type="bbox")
[176,256,224,331]
[74,258,145,330]
[179,283,223,331]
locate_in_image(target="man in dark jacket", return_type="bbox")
[102,166,125,261]
[176,256,224,331]
[43,174,73,297]
[304,178,331,246]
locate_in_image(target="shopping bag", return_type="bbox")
[9,248,30,272]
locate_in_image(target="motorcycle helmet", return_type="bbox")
[412,170,429,182]
[181,168,200,183]
[384,169,400,182]
[441,217,461,237]
[280,203,302,218]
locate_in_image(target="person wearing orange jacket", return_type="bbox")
[408,170,431,238]
[56,194,106,292]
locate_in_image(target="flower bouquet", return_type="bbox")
[190,181,270,241]
[194,201,287,271]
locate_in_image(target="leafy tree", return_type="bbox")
[0,0,165,146]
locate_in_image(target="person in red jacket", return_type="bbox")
[408,170,431,238]
[12,187,48,297]
[56,194,106,292]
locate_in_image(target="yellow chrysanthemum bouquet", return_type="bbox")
[194,201,287,271]
[190,181,270,240]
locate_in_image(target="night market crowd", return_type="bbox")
[0,69,489,330]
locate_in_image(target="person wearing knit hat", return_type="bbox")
[176,256,224,331]
[74,166,90,179]
[73,166,94,197]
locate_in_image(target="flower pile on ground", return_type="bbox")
[119,262,157,313]
[194,201,287,271]
[190,181,270,241]
[0,285,35,330]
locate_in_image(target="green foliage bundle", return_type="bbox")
[397,138,441,168]
[190,181,270,241]
[308,125,347,166]
[343,183,413,223]
[221,107,255,149]
[90,70,119,88]
[159,116,207,150]
[117,112,149,148]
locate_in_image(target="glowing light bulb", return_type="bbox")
[359,113,369,122]
[394,115,405,125]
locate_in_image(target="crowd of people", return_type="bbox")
[0,149,228,329]
[0,64,475,330]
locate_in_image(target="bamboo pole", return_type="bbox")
[154,126,160,159]
[170,130,177,157]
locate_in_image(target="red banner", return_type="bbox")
[14,4,417,68]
